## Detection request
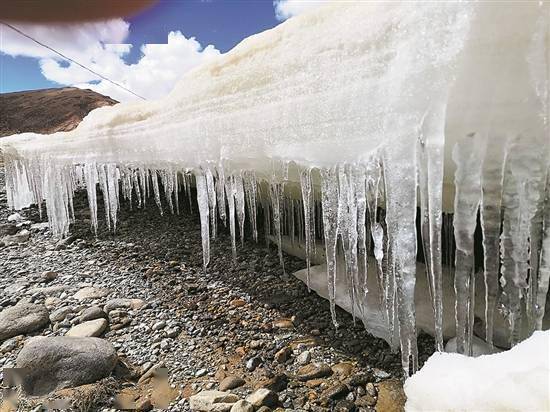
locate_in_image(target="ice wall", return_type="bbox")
[1,2,549,376]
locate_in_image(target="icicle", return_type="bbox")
[84,163,99,234]
[225,175,237,261]
[98,165,111,231]
[480,142,505,346]
[205,168,217,239]
[417,106,446,352]
[383,142,419,375]
[185,173,193,212]
[366,159,384,304]
[338,166,359,322]
[243,171,258,242]
[270,181,285,273]
[321,167,339,328]
[132,169,142,209]
[216,165,227,226]
[195,172,210,269]
[535,168,550,330]
[452,134,484,355]
[500,136,547,346]
[355,166,368,310]
[174,169,180,215]
[234,174,246,246]
[301,168,313,289]
[151,170,163,216]
[139,168,148,207]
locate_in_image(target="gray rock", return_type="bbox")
[321,383,349,399]
[189,390,240,411]
[103,298,146,313]
[66,318,108,337]
[77,306,107,323]
[245,356,261,371]
[2,229,30,245]
[73,287,110,301]
[28,285,72,297]
[0,303,49,341]
[0,337,19,353]
[16,336,118,396]
[296,350,311,365]
[4,282,29,295]
[246,388,278,408]
[0,223,18,236]
[219,376,245,391]
[195,368,208,377]
[152,320,166,331]
[230,400,254,412]
[49,307,73,323]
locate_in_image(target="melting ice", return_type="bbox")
[1,2,549,376]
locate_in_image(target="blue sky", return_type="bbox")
[0,0,319,100]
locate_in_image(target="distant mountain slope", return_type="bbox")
[0,87,117,137]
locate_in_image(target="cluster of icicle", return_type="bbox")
[3,149,550,376]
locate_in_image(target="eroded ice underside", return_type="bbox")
[1,2,549,375]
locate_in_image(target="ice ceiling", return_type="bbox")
[1,2,549,375]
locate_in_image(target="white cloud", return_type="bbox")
[0,20,220,102]
[273,0,326,21]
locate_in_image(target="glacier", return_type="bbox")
[0,1,549,377]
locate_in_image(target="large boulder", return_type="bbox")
[0,303,49,341]
[16,336,118,396]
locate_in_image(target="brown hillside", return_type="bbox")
[0,87,117,137]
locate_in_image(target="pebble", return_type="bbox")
[322,383,349,399]
[296,363,333,381]
[66,318,108,337]
[246,388,279,408]
[230,400,254,412]
[296,350,311,365]
[152,320,166,331]
[219,376,246,391]
[246,356,262,371]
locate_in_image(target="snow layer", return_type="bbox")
[404,330,550,412]
[1,2,549,375]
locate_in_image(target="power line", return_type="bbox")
[0,20,147,100]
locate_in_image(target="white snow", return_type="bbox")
[0,1,549,376]
[404,330,550,412]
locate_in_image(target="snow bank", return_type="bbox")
[404,330,550,412]
[1,2,549,375]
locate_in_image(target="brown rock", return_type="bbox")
[331,362,354,377]
[274,346,292,364]
[296,363,332,381]
[230,299,246,308]
[376,379,406,412]
[272,318,293,329]
[219,376,245,391]
[321,383,349,400]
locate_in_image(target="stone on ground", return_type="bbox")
[15,336,118,396]
[77,305,107,323]
[246,388,279,408]
[189,390,240,412]
[74,287,110,300]
[0,303,49,341]
[219,376,245,391]
[66,318,108,337]
[230,400,254,412]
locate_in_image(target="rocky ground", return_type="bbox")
[0,169,435,411]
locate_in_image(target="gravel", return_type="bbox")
[0,169,435,410]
